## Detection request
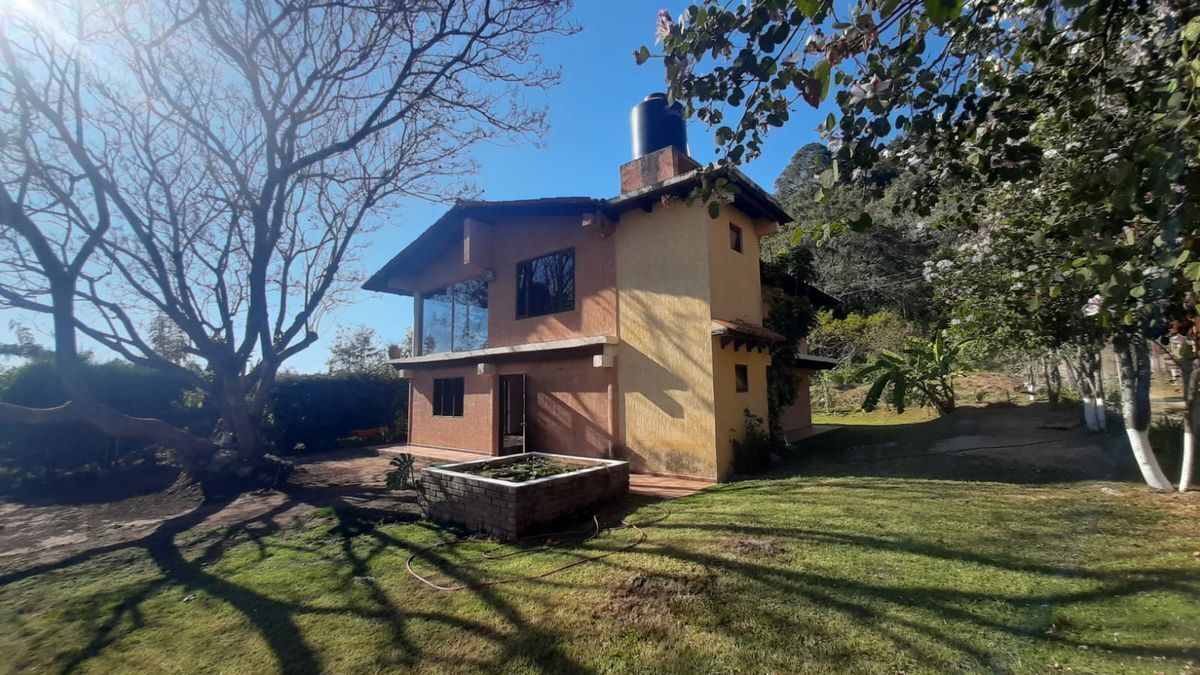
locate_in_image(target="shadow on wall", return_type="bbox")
[524,362,611,458]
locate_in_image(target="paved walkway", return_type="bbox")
[379,444,711,500]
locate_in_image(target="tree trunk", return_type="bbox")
[1180,350,1198,493]
[1113,336,1172,490]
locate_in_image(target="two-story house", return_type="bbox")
[364,93,834,481]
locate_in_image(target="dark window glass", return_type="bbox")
[729,224,743,253]
[735,364,749,393]
[421,276,489,354]
[517,249,575,319]
[432,377,465,417]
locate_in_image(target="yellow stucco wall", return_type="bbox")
[711,342,772,477]
[708,205,773,479]
[708,208,767,325]
[615,201,719,478]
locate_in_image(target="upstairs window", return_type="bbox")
[735,364,749,393]
[517,248,575,319]
[422,276,489,354]
[729,224,744,253]
[432,377,465,417]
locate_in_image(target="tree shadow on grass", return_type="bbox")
[3,473,598,674]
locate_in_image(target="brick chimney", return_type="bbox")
[619,146,700,194]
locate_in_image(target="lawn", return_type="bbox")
[2,413,1198,674]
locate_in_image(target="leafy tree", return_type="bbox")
[767,143,951,323]
[0,321,52,364]
[649,0,1198,490]
[857,331,972,416]
[762,247,818,436]
[326,325,388,374]
[0,0,573,478]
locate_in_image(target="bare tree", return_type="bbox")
[0,0,573,475]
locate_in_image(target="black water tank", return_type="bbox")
[630,93,688,159]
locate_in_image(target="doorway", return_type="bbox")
[499,374,526,454]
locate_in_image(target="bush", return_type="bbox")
[266,370,408,454]
[0,361,216,482]
[731,409,785,476]
[0,362,409,485]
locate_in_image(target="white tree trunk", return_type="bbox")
[1126,428,1173,491]
[1114,336,1172,491]
[1082,397,1098,431]
[1095,396,1106,430]
[1181,424,1194,493]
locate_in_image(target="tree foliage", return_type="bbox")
[857,331,972,415]
[0,0,573,476]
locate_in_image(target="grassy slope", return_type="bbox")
[2,424,1198,673]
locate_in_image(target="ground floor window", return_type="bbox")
[735,364,749,393]
[432,377,465,417]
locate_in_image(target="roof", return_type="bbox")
[795,354,839,371]
[710,318,785,343]
[362,197,608,293]
[363,168,793,295]
[387,335,616,369]
[760,263,842,309]
[606,165,793,225]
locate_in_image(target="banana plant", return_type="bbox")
[856,332,974,416]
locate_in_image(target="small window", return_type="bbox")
[735,364,749,393]
[729,223,743,253]
[517,248,575,319]
[432,377,464,417]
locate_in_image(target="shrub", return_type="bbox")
[266,370,408,453]
[0,361,216,482]
[731,409,785,476]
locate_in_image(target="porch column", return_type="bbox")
[413,290,423,356]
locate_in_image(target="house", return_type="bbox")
[364,93,835,482]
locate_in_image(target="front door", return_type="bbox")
[499,374,526,454]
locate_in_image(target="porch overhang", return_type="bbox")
[711,318,783,353]
[388,335,618,369]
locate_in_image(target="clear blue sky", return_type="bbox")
[1,2,833,373]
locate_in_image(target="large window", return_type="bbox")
[516,248,575,319]
[421,277,488,354]
[432,377,464,417]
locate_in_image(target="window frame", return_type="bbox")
[432,377,465,417]
[729,223,744,253]
[515,247,576,320]
[734,364,749,393]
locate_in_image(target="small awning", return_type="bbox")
[389,335,617,369]
[795,354,839,371]
[710,319,783,352]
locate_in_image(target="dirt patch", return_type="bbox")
[595,569,718,630]
[729,538,785,556]
[0,448,432,576]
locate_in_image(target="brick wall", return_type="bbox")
[421,454,629,540]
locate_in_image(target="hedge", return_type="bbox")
[0,362,408,481]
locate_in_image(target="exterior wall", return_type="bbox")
[400,214,616,352]
[408,365,495,454]
[709,207,767,325]
[496,354,614,458]
[778,370,814,435]
[711,342,772,477]
[486,215,616,346]
[615,201,719,478]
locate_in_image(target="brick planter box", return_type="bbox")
[420,453,629,540]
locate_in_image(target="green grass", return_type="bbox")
[2,420,1199,673]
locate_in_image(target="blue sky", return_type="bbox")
[2,2,833,373]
